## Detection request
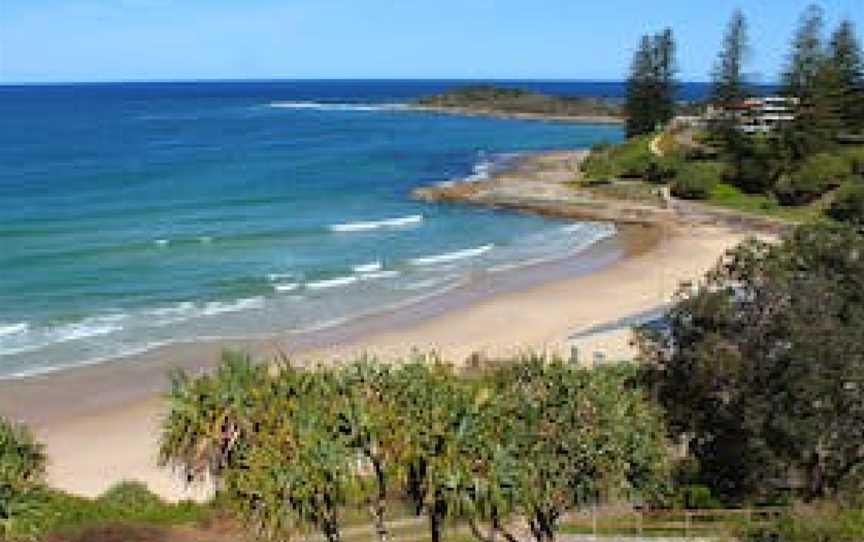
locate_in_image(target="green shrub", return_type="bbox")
[1,417,47,539]
[644,152,685,184]
[723,135,781,194]
[581,135,654,180]
[843,146,864,176]
[671,162,724,199]
[0,418,46,490]
[827,182,864,226]
[775,152,852,205]
[97,482,166,516]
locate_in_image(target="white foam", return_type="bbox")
[274,282,300,293]
[199,236,213,244]
[154,239,170,247]
[410,244,494,266]
[306,276,358,290]
[353,261,382,273]
[145,302,199,325]
[267,273,294,282]
[467,152,493,181]
[330,214,423,233]
[0,318,124,357]
[0,322,28,338]
[269,101,407,112]
[201,297,265,317]
[359,270,400,280]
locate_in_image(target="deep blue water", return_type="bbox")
[0,80,628,377]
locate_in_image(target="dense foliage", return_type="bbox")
[637,223,864,503]
[160,353,670,542]
[670,162,724,200]
[625,29,677,137]
[416,86,621,118]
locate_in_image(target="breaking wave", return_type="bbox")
[409,244,494,266]
[330,214,423,233]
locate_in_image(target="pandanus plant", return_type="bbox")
[159,351,670,542]
[158,351,271,484]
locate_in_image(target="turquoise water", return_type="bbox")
[0,81,623,377]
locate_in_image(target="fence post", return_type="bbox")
[684,510,690,538]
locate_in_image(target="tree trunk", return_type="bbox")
[369,455,390,542]
[322,494,342,542]
[429,492,446,542]
[530,508,556,542]
[430,509,442,542]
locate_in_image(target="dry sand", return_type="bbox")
[8,221,751,501]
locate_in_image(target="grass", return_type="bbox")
[706,182,825,223]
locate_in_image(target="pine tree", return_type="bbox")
[828,20,864,133]
[711,9,749,108]
[782,5,835,155]
[783,4,826,98]
[626,35,659,137]
[625,30,677,138]
[654,28,678,126]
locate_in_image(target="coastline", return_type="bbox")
[0,146,764,501]
[409,104,625,124]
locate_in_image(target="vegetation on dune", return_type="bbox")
[415,85,622,119]
[158,352,670,542]
[580,136,669,182]
[3,415,212,540]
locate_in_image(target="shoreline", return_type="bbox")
[0,146,764,501]
[0,226,645,424]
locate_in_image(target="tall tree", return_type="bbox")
[783,4,826,98]
[625,29,677,137]
[626,35,659,137]
[653,28,678,126]
[711,9,750,108]
[782,5,840,155]
[828,19,864,133]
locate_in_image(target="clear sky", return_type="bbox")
[1,0,862,83]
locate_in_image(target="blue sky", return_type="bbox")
[1,0,862,83]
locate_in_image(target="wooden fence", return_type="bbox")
[563,507,786,538]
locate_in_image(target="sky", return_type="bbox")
[1,0,863,84]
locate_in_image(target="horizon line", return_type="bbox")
[0,76,732,87]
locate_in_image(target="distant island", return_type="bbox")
[414,85,624,124]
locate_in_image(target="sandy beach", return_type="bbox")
[0,221,752,501]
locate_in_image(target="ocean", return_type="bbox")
[0,80,664,378]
